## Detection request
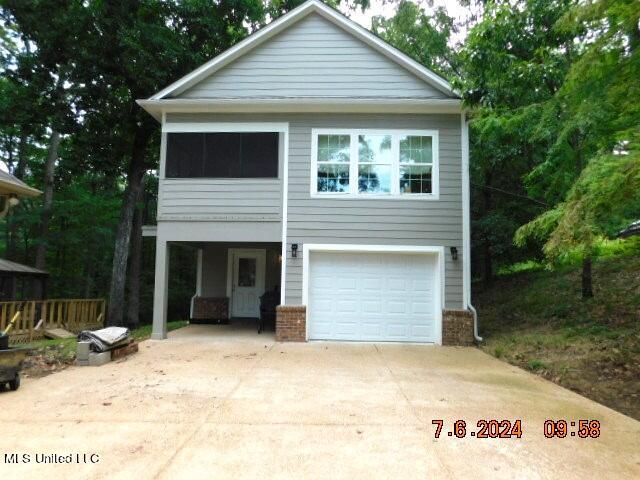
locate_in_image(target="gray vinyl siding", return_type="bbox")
[285,114,463,309]
[164,112,463,310]
[157,178,282,221]
[177,14,447,100]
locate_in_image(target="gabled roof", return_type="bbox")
[148,0,457,101]
[0,258,48,276]
[0,169,41,198]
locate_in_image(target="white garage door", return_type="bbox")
[308,251,439,342]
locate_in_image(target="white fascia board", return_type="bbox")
[137,98,462,121]
[148,0,457,101]
[141,225,157,237]
[162,122,289,133]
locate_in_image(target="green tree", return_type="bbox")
[0,0,371,325]
[457,0,581,284]
[515,0,640,297]
[69,0,270,326]
[372,0,459,78]
[1,0,85,282]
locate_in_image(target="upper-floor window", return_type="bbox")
[316,134,350,193]
[311,129,438,198]
[165,132,279,178]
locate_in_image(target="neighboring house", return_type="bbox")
[0,169,41,218]
[139,0,477,345]
[0,170,47,299]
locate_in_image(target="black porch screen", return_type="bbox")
[165,132,279,178]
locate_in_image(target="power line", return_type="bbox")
[471,183,548,206]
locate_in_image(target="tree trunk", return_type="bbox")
[126,176,146,329]
[482,170,493,287]
[107,127,151,326]
[7,130,30,260]
[35,130,61,272]
[14,129,28,179]
[581,257,593,299]
[83,180,98,298]
[483,240,493,288]
[84,256,95,299]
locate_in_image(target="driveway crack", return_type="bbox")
[151,342,276,479]
[372,343,454,477]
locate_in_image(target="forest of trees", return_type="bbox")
[0,0,638,326]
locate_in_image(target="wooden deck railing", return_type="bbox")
[0,299,105,344]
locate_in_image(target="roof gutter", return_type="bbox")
[137,98,463,122]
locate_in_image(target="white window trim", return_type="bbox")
[302,243,445,345]
[160,121,289,180]
[162,122,289,133]
[310,128,439,200]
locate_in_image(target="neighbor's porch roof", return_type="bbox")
[0,170,41,198]
[0,258,48,276]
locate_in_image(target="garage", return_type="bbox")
[306,249,442,343]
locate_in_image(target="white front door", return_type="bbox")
[229,249,266,317]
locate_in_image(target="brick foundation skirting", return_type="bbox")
[442,309,475,346]
[191,297,229,323]
[276,306,306,342]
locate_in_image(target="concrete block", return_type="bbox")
[77,342,91,362]
[88,351,111,366]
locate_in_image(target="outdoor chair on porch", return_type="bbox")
[258,287,280,334]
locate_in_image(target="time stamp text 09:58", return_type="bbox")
[431,419,601,439]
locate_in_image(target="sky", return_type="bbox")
[342,0,471,43]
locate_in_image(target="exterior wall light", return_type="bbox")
[450,246,458,261]
[291,243,298,258]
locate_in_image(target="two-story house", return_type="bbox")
[139,0,478,345]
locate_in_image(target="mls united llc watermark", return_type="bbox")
[4,452,100,464]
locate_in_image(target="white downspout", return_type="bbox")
[461,113,482,342]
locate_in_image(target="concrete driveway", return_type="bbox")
[1,324,639,480]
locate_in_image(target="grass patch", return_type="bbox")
[22,337,78,361]
[22,320,189,350]
[130,320,189,341]
[527,359,548,371]
[497,259,546,276]
[476,254,640,420]
[19,321,189,378]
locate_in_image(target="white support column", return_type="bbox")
[190,248,203,318]
[152,238,170,340]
